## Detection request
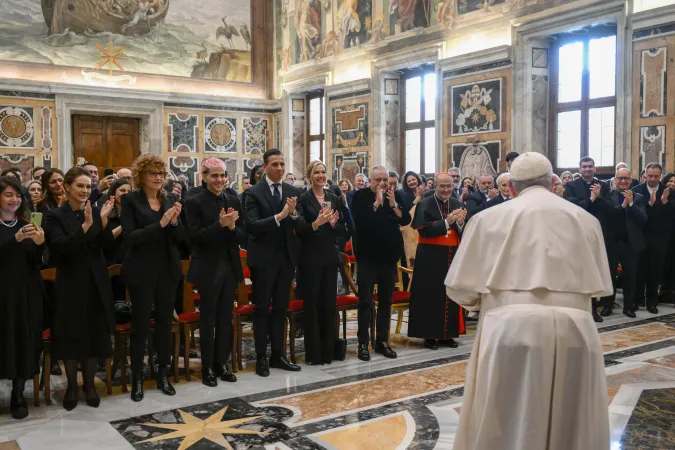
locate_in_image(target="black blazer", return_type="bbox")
[244,180,304,268]
[412,195,466,239]
[43,204,115,338]
[297,189,341,266]
[184,190,246,288]
[103,210,125,266]
[119,190,188,285]
[632,182,675,237]
[485,194,508,209]
[465,191,488,215]
[564,177,613,239]
[607,190,647,252]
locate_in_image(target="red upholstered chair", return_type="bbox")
[344,239,357,278]
[286,287,303,364]
[176,260,201,381]
[337,253,375,347]
[108,264,131,393]
[233,252,254,372]
[373,262,413,339]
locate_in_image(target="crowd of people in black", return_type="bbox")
[1,147,672,422]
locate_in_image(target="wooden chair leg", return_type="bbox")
[120,334,128,394]
[44,348,51,406]
[183,325,192,381]
[33,374,40,407]
[173,327,180,383]
[236,316,243,371]
[289,313,296,364]
[370,302,376,348]
[105,358,113,395]
[395,308,404,334]
[231,316,238,374]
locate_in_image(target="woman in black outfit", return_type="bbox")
[104,179,131,301]
[42,167,116,411]
[297,161,341,365]
[121,154,187,402]
[0,176,46,419]
[25,180,43,212]
[399,171,424,212]
[36,169,65,213]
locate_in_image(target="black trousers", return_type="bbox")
[357,260,395,345]
[602,240,639,310]
[661,231,675,292]
[636,235,669,307]
[250,255,294,356]
[299,262,337,363]
[128,272,178,370]
[197,270,236,370]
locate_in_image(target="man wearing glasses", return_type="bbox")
[604,168,647,318]
[351,166,411,362]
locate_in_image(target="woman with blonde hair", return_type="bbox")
[560,171,573,186]
[297,160,340,365]
[121,154,187,402]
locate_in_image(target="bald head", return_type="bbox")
[435,173,453,201]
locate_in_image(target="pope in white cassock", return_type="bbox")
[445,152,614,450]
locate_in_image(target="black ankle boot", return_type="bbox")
[63,386,78,411]
[156,367,175,396]
[10,379,28,420]
[130,369,144,402]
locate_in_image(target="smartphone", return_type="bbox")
[30,212,43,228]
[321,201,330,209]
[104,168,114,177]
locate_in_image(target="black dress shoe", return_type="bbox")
[50,362,62,376]
[358,343,370,361]
[202,368,218,387]
[10,384,28,420]
[600,307,613,317]
[623,309,637,318]
[63,387,78,411]
[130,370,144,402]
[647,306,659,314]
[270,355,301,372]
[441,338,459,348]
[214,364,237,383]
[424,339,438,350]
[156,367,175,396]
[305,360,321,365]
[256,355,270,377]
[374,341,397,359]
[633,303,640,312]
[592,312,603,323]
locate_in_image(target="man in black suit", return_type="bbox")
[245,148,304,377]
[604,168,647,318]
[633,162,675,314]
[347,173,367,207]
[448,167,462,200]
[465,175,499,215]
[564,156,613,322]
[185,158,246,386]
[485,173,511,209]
[351,166,411,362]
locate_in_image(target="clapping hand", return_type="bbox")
[455,208,467,226]
[170,202,182,225]
[622,190,634,208]
[662,187,671,204]
[446,209,461,226]
[83,201,93,226]
[314,206,333,229]
[590,183,601,202]
[286,197,298,215]
[100,198,115,219]
[219,207,239,230]
[172,182,183,199]
[375,183,384,207]
[385,189,396,207]
[415,185,425,202]
[649,188,658,206]
[58,193,68,207]
[487,188,499,200]
[160,206,177,227]
[460,187,470,201]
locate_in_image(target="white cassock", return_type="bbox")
[445,186,614,450]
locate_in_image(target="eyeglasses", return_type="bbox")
[616,177,631,181]
[372,178,388,183]
[147,171,167,178]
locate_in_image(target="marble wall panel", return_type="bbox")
[168,113,198,153]
[204,117,237,153]
[332,102,369,149]
[640,47,667,118]
[531,75,548,153]
[168,155,199,188]
[0,106,35,149]
[385,99,400,173]
[292,115,305,177]
[243,155,264,180]
[332,151,369,185]
[450,78,502,136]
[42,154,52,170]
[640,125,666,167]
[40,106,53,153]
[449,141,500,180]
[243,117,269,154]
[217,157,239,191]
[0,153,35,181]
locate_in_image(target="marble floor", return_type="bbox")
[1,304,675,450]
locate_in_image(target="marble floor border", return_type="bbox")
[604,339,675,364]
[596,312,675,332]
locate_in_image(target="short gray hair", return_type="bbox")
[496,172,510,185]
[510,172,553,194]
[448,167,461,176]
[371,165,387,177]
[355,173,367,180]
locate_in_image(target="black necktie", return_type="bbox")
[273,183,282,207]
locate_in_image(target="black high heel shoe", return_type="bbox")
[130,369,144,402]
[156,366,176,396]
[63,387,78,411]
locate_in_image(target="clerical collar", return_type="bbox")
[434,193,449,203]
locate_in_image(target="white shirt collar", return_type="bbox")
[647,183,658,194]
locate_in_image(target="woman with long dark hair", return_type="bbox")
[25,180,43,212]
[0,176,46,419]
[42,167,116,411]
[400,171,424,212]
[37,169,66,213]
[121,154,187,402]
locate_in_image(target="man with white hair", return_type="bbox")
[485,173,510,209]
[446,152,612,450]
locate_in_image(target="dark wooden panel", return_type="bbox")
[73,115,140,175]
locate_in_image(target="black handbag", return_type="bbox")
[333,338,347,361]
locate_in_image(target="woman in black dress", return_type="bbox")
[36,169,65,213]
[297,161,340,365]
[121,154,187,402]
[0,176,45,419]
[43,167,115,411]
[104,179,131,301]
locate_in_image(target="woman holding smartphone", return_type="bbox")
[121,154,187,402]
[0,176,46,419]
[42,167,116,411]
[297,161,340,365]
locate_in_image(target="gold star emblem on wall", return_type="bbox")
[93,36,128,77]
[137,407,268,450]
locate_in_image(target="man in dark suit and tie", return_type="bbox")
[465,175,499,215]
[485,173,511,209]
[564,156,613,322]
[632,162,675,314]
[245,149,304,376]
[604,168,647,318]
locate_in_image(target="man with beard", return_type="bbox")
[465,175,499,215]
[408,173,467,350]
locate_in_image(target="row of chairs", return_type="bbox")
[33,250,413,405]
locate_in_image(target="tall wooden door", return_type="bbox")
[72,115,140,174]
